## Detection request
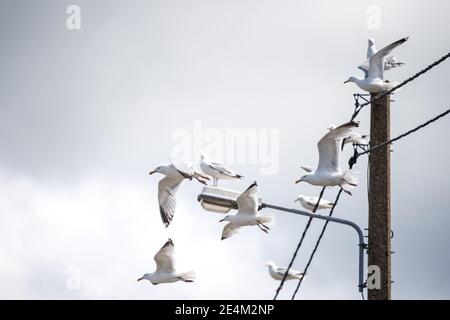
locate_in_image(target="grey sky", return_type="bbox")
[0,0,449,299]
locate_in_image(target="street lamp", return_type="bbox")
[197,187,367,294]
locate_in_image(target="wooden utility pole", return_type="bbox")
[368,93,391,300]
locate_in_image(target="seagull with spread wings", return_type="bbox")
[200,153,243,186]
[358,38,405,74]
[344,37,408,92]
[294,121,359,195]
[149,158,209,227]
[266,261,304,281]
[137,239,196,285]
[219,182,274,240]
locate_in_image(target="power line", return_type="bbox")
[351,52,450,120]
[276,51,450,300]
[288,141,360,298]
[284,105,450,300]
[273,186,326,300]
[291,188,344,299]
[349,107,450,167]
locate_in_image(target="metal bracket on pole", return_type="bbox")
[198,189,367,294]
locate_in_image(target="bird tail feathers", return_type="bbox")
[343,170,359,187]
[258,213,276,226]
[177,271,196,282]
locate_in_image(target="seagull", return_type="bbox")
[341,132,369,150]
[358,38,405,74]
[295,195,334,211]
[294,121,359,195]
[137,239,196,285]
[149,158,210,227]
[200,154,243,186]
[219,182,274,240]
[266,261,304,281]
[344,37,408,92]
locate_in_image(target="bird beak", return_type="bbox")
[219,218,225,223]
[149,170,156,175]
[137,277,144,281]
[344,79,350,84]
[294,199,299,202]
[294,178,302,184]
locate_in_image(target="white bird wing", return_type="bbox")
[317,121,359,173]
[171,158,195,179]
[355,38,376,77]
[209,161,238,177]
[221,223,241,240]
[368,37,408,80]
[158,175,184,227]
[357,64,369,78]
[304,197,320,208]
[275,267,301,277]
[275,267,289,277]
[154,239,176,273]
[367,38,377,59]
[236,182,259,215]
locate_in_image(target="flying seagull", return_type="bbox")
[137,239,196,285]
[200,153,243,186]
[358,38,405,75]
[295,194,334,211]
[294,121,359,195]
[266,261,304,281]
[344,37,408,92]
[219,182,274,240]
[149,158,209,227]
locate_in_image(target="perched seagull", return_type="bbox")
[294,121,359,195]
[219,182,274,240]
[266,261,304,281]
[341,132,369,150]
[137,239,196,285]
[295,194,334,211]
[149,158,210,227]
[200,154,243,186]
[358,38,405,74]
[344,37,408,92]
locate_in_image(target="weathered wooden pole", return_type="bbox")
[368,93,392,300]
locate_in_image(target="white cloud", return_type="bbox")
[0,171,295,299]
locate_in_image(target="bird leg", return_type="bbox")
[343,179,357,187]
[213,177,218,187]
[256,223,269,233]
[341,187,353,196]
[195,176,208,185]
[260,223,270,231]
